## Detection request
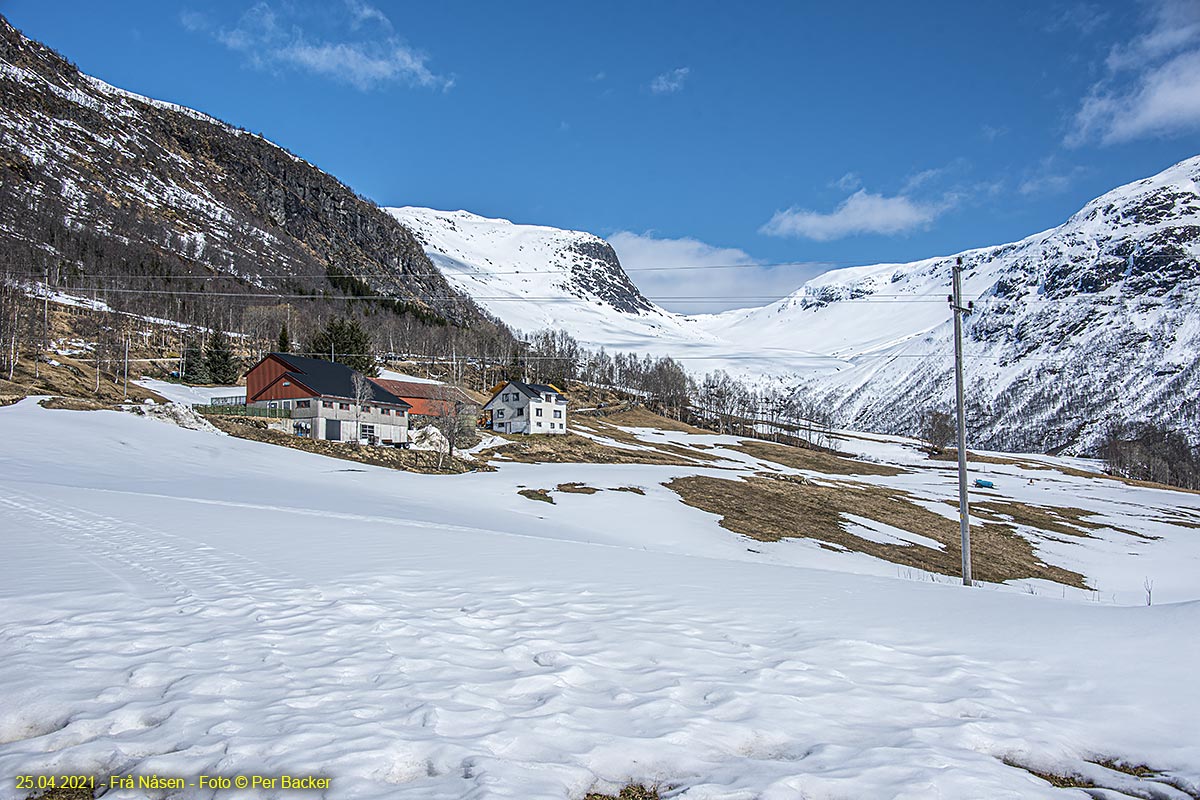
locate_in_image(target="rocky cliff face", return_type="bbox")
[0,15,484,326]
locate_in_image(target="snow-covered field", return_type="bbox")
[136,379,245,406]
[2,400,1199,799]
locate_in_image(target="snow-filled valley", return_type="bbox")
[388,155,1200,455]
[2,399,1199,799]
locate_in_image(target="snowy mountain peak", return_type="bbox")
[386,206,711,346]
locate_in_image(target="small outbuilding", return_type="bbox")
[371,378,480,422]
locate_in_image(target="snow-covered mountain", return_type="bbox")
[385,207,715,349]
[706,155,1200,453]
[401,157,1200,454]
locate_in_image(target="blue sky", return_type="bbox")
[5,0,1200,311]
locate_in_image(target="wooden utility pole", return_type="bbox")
[950,256,973,586]
[123,334,130,401]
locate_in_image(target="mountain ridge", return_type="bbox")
[0,13,502,336]
[400,155,1200,454]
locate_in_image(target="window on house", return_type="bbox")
[536,421,542,428]
[496,409,505,419]
[322,400,333,408]
[553,410,561,418]
[516,407,524,416]
[380,408,390,415]
[362,406,371,413]
[535,408,543,417]
[282,381,291,386]
[296,400,311,408]
[559,423,564,429]
[339,402,350,410]
[502,393,510,402]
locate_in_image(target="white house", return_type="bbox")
[484,380,567,434]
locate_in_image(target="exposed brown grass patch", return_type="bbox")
[3,354,167,405]
[38,396,115,412]
[667,474,1088,587]
[584,785,660,800]
[478,431,701,467]
[556,482,599,494]
[611,486,646,495]
[582,418,727,464]
[26,785,94,800]
[207,415,486,474]
[601,407,710,434]
[518,488,555,504]
[730,439,908,477]
[968,500,1151,540]
[1002,757,1199,799]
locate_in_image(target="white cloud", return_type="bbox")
[607,231,819,314]
[761,190,946,241]
[1068,0,1200,144]
[195,1,452,91]
[179,10,209,33]
[833,172,861,191]
[344,0,392,32]
[650,66,690,94]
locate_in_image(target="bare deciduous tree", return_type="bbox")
[352,371,373,447]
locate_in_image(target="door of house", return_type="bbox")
[325,420,341,441]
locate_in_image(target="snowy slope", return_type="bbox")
[700,155,1200,453]
[398,157,1200,454]
[386,207,717,349]
[2,401,1199,798]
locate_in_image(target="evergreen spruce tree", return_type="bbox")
[204,330,241,384]
[303,317,376,376]
[181,338,209,384]
[277,322,290,353]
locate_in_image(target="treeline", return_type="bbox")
[1102,421,1200,490]
[521,328,837,445]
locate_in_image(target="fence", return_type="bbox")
[195,404,291,419]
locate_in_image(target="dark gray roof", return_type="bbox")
[506,380,562,399]
[269,353,412,409]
